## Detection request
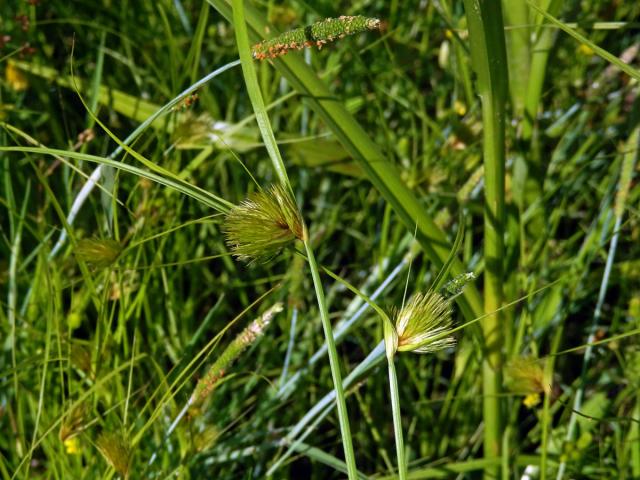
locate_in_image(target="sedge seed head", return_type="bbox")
[75,238,122,268]
[393,291,455,354]
[96,430,131,479]
[504,356,549,395]
[193,303,283,403]
[223,185,303,263]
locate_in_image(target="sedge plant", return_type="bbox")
[226,3,385,477]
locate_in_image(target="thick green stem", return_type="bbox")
[304,238,358,479]
[462,1,508,477]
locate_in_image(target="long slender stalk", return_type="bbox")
[231,1,357,476]
[387,356,407,480]
[462,1,508,477]
[303,238,358,478]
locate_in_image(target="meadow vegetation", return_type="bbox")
[1,0,639,478]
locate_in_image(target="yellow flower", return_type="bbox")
[5,62,29,92]
[64,436,81,455]
[578,43,594,56]
[454,100,467,116]
[523,393,541,409]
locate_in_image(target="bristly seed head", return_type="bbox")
[393,291,456,354]
[223,184,304,263]
[96,430,131,479]
[504,357,550,396]
[75,238,122,268]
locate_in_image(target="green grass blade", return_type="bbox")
[230,1,357,476]
[0,146,232,213]
[462,1,509,476]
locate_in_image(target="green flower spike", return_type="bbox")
[75,238,122,268]
[504,357,550,396]
[443,272,476,297]
[393,291,456,354]
[252,16,382,60]
[223,184,304,263]
[193,302,283,402]
[96,430,131,479]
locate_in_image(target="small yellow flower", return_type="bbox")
[5,62,29,91]
[578,43,594,56]
[523,393,541,409]
[445,29,454,40]
[64,436,81,455]
[454,100,467,116]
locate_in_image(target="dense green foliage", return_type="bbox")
[1,0,639,478]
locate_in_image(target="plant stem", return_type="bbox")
[462,1,509,477]
[387,355,407,480]
[304,237,358,479]
[231,0,358,475]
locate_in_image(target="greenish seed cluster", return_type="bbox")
[253,15,381,60]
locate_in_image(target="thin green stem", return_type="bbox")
[632,398,640,476]
[387,355,407,480]
[230,4,357,475]
[303,238,358,479]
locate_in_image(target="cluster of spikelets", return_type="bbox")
[192,303,283,403]
[96,430,132,479]
[74,238,122,268]
[223,184,304,263]
[252,15,381,60]
[388,291,456,355]
[223,183,463,357]
[385,273,478,356]
[504,357,550,408]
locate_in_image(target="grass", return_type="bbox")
[1,0,640,478]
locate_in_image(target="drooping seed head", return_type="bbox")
[504,357,550,396]
[96,430,131,479]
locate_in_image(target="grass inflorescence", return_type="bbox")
[222,184,304,262]
[252,15,381,60]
